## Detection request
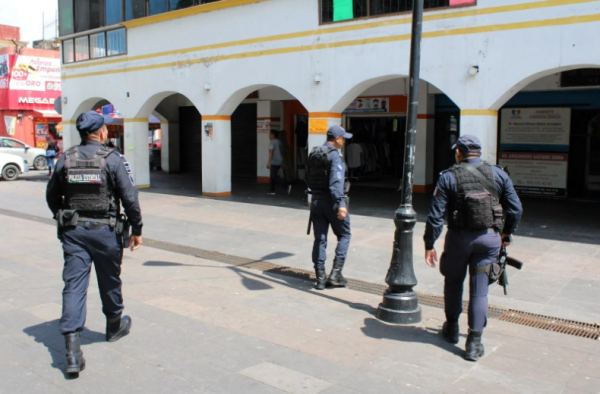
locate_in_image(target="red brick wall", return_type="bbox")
[0,25,20,41]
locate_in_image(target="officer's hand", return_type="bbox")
[425,249,438,268]
[338,207,348,220]
[501,234,513,247]
[267,163,271,170]
[129,235,142,251]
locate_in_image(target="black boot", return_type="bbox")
[464,330,485,362]
[64,332,85,374]
[327,259,348,287]
[315,268,327,290]
[106,314,132,342]
[442,321,459,344]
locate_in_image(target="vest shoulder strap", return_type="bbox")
[460,163,499,200]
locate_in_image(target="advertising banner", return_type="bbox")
[257,119,271,133]
[345,97,390,113]
[0,54,61,110]
[500,108,571,152]
[498,151,568,198]
[4,115,16,136]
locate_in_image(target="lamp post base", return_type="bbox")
[376,290,422,325]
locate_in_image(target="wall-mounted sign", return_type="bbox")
[561,68,600,88]
[498,151,568,198]
[345,97,390,113]
[500,108,571,152]
[257,119,271,133]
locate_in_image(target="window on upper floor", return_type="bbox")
[321,0,476,23]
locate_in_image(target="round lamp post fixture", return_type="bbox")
[376,0,424,325]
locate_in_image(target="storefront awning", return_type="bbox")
[33,110,62,119]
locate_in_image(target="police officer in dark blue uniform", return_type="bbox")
[307,125,353,290]
[424,135,522,362]
[46,111,143,375]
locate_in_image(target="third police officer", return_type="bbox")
[46,111,143,375]
[424,135,522,362]
[306,125,353,290]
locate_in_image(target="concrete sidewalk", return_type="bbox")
[1,213,599,393]
[4,174,600,324]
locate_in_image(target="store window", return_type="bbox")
[322,0,474,23]
[149,0,168,15]
[59,0,75,36]
[75,36,90,61]
[170,0,194,10]
[126,0,146,20]
[63,39,75,64]
[107,29,127,56]
[106,0,124,24]
[75,0,103,32]
[90,32,107,58]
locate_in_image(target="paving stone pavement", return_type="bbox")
[1,208,600,393]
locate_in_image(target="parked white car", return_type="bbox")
[0,137,48,170]
[0,152,29,181]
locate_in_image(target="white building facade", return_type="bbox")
[59,0,600,198]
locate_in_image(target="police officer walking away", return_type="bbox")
[424,135,522,362]
[46,111,143,375]
[307,125,353,290]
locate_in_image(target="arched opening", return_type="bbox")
[492,66,600,199]
[66,97,124,152]
[329,76,460,197]
[132,92,203,195]
[216,84,310,200]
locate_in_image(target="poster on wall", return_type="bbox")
[498,152,568,198]
[345,97,390,113]
[500,108,571,152]
[4,116,16,136]
[36,122,48,148]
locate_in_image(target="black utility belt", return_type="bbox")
[57,210,116,228]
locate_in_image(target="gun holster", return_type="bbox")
[116,214,131,249]
[57,210,79,228]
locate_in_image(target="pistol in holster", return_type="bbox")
[116,214,131,249]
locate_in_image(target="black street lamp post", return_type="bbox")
[376,0,424,325]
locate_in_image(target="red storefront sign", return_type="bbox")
[0,53,61,110]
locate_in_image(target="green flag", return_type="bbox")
[333,0,353,22]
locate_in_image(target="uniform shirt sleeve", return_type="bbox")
[46,154,66,218]
[423,172,452,250]
[108,153,144,236]
[494,166,523,234]
[328,150,346,208]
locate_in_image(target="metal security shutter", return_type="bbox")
[231,103,257,180]
[179,106,202,174]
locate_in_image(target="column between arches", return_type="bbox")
[202,115,232,197]
[460,109,499,164]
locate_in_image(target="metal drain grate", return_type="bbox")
[2,208,599,340]
[499,310,600,340]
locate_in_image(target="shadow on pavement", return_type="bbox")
[23,319,105,379]
[360,318,464,357]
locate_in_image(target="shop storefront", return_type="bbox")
[0,49,62,150]
[343,96,407,188]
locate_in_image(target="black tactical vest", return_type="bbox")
[307,146,336,192]
[63,145,118,215]
[448,162,504,231]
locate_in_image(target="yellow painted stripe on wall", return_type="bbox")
[63,120,76,125]
[62,0,595,72]
[461,109,499,116]
[62,13,600,81]
[202,115,231,121]
[309,112,343,119]
[124,118,149,122]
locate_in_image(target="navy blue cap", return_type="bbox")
[327,125,353,139]
[452,134,482,153]
[76,111,114,135]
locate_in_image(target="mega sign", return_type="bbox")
[0,54,61,110]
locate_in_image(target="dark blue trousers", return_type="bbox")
[59,225,124,335]
[440,229,501,331]
[311,197,352,269]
